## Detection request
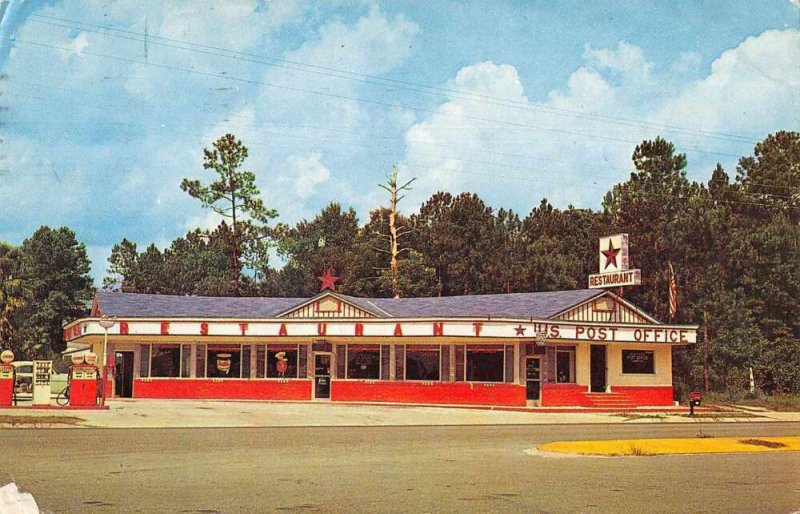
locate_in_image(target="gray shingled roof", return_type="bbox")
[94,289,603,320]
[343,290,603,319]
[94,291,305,318]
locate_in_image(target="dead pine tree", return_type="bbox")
[377,165,416,298]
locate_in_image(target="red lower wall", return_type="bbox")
[541,384,592,407]
[612,385,674,406]
[133,379,312,400]
[331,380,527,406]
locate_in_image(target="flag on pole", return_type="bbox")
[668,261,678,320]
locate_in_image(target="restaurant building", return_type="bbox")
[63,286,697,408]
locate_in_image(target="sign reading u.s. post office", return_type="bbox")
[589,233,642,289]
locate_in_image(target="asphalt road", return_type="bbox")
[1,423,799,513]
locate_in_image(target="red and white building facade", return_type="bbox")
[63,287,697,408]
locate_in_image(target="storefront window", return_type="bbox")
[622,350,655,374]
[267,344,298,379]
[405,345,440,381]
[465,345,504,382]
[556,347,576,383]
[347,344,380,379]
[150,344,181,378]
[207,345,241,378]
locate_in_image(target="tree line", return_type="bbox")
[1,131,797,396]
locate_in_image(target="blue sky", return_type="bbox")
[1,0,799,284]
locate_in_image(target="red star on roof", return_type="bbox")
[515,324,526,336]
[317,268,340,291]
[602,240,620,270]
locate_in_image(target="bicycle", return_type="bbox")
[56,385,70,406]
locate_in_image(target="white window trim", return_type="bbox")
[344,343,382,381]
[555,347,576,384]
[464,345,506,383]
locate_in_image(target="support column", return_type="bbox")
[389,345,396,380]
[189,345,197,378]
[449,344,456,382]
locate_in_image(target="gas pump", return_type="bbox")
[0,350,15,407]
[32,360,53,406]
[69,352,99,407]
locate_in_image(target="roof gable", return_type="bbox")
[277,292,380,319]
[551,291,658,324]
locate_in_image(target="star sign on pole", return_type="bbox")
[515,324,526,336]
[602,240,620,270]
[317,268,340,291]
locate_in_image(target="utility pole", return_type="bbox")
[378,165,416,298]
[703,310,710,392]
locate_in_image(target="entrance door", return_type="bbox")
[314,354,331,399]
[590,345,606,393]
[525,357,541,401]
[114,351,134,398]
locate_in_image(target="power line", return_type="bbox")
[14,37,750,161]
[28,13,763,146]
[6,85,798,196]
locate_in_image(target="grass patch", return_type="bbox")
[613,413,667,421]
[627,444,653,456]
[703,392,800,412]
[738,439,787,449]
[0,415,85,426]
[682,411,761,419]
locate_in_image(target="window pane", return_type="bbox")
[195,344,206,378]
[150,345,181,378]
[241,345,251,379]
[405,345,440,381]
[267,344,298,379]
[556,349,575,383]
[622,350,655,374]
[347,344,380,379]
[207,345,241,378]
[466,345,504,382]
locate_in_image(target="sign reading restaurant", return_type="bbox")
[64,318,695,344]
[588,233,642,289]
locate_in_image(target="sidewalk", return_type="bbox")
[2,399,799,428]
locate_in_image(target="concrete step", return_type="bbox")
[582,392,637,409]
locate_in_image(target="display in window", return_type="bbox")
[207,346,241,378]
[347,344,380,379]
[267,345,298,378]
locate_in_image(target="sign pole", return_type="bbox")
[703,310,709,392]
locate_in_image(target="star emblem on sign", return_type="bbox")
[515,324,526,336]
[317,268,340,291]
[602,240,620,270]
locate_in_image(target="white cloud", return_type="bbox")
[400,29,800,213]
[583,40,653,84]
[286,152,331,199]
[656,29,800,137]
[669,51,703,75]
